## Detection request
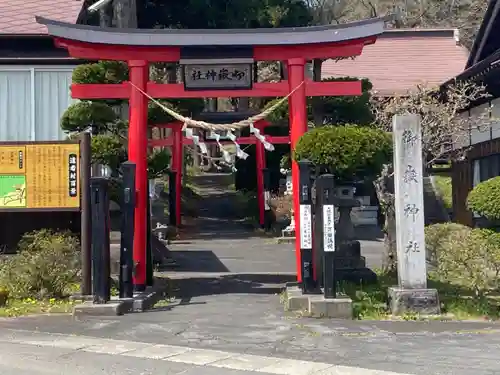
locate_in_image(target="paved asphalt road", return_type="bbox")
[1,173,499,374]
[0,329,410,375]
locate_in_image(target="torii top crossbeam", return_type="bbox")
[37,16,385,60]
[37,16,386,290]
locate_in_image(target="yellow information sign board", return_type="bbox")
[0,143,80,210]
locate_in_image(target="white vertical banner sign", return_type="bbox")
[299,204,312,249]
[323,204,336,252]
[264,191,271,210]
[393,114,427,289]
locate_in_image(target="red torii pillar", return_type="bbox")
[255,122,267,227]
[128,60,149,290]
[288,58,308,281]
[172,126,183,226]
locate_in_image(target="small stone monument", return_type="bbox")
[388,114,440,315]
[333,195,376,285]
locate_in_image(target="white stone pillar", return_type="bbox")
[389,114,440,315]
[393,114,427,288]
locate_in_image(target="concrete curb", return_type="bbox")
[283,285,353,319]
[276,236,295,244]
[72,278,170,317]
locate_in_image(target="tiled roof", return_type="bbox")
[0,0,83,35]
[322,29,469,96]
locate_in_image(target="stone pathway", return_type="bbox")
[0,329,407,375]
[1,173,499,375]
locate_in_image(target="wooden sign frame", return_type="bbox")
[0,138,89,213]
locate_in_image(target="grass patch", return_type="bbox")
[339,270,500,321]
[433,175,452,210]
[0,298,75,318]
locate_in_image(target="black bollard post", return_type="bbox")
[298,159,316,294]
[313,174,324,288]
[90,177,111,304]
[168,171,177,227]
[317,174,336,298]
[146,182,154,287]
[262,168,272,231]
[119,162,135,299]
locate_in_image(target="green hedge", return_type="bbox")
[293,125,392,182]
[467,176,500,220]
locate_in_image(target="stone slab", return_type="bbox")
[285,286,353,319]
[308,295,353,319]
[285,286,309,311]
[277,236,295,244]
[72,280,169,317]
[388,287,440,315]
[73,301,128,317]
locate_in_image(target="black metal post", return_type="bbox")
[90,177,111,304]
[262,168,272,230]
[146,181,154,287]
[80,132,92,296]
[168,171,177,227]
[119,162,135,299]
[317,174,336,298]
[298,159,316,294]
[313,174,324,288]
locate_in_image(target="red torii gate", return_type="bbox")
[37,16,385,291]
[150,119,286,228]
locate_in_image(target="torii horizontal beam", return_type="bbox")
[71,80,362,99]
[149,136,290,147]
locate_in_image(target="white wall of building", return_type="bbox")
[455,98,500,148]
[0,66,75,142]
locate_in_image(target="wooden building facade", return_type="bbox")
[448,0,500,226]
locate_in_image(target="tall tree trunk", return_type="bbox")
[99,2,113,26]
[113,0,138,28]
[374,164,398,275]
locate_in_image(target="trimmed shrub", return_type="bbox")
[72,61,128,84]
[425,223,500,296]
[293,125,392,182]
[0,230,80,299]
[467,176,500,220]
[425,222,471,267]
[60,101,118,133]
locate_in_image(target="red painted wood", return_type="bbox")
[173,127,183,226]
[151,120,271,129]
[255,122,266,227]
[149,135,289,147]
[254,38,373,61]
[55,38,181,62]
[71,80,361,100]
[151,121,183,129]
[71,83,130,99]
[147,82,289,98]
[128,60,149,289]
[55,37,374,62]
[288,58,307,283]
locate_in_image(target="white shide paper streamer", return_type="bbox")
[249,122,275,151]
[184,126,208,155]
